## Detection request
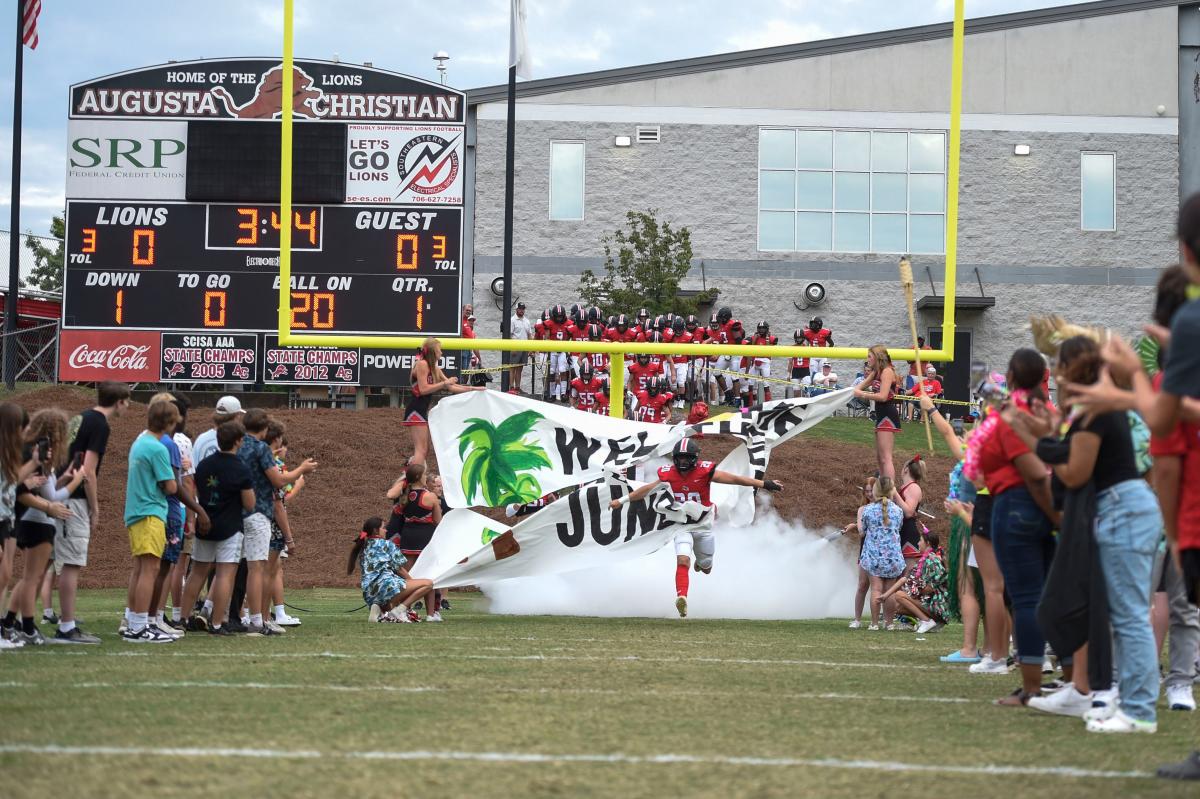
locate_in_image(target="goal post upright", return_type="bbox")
[275,0,965,418]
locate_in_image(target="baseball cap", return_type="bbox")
[516,301,526,309]
[215,396,243,414]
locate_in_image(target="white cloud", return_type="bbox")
[726,20,837,52]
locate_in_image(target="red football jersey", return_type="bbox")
[671,331,693,363]
[800,327,832,368]
[543,319,576,342]
[635,390,674,423]
[627,360,662,392]
[571,377,605,413]
[750,333,778,363]
[534,319,547,340]
[578,351,610,373]
[657,460,716,505]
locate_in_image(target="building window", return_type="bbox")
[1080,152,1116,231]
[757,128,946,254]
[549,141,585,221]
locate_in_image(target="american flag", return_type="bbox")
[22,0,41,50]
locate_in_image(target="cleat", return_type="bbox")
[675,596,688,618]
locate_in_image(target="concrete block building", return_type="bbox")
[462,0,1197,400]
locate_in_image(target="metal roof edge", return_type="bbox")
[465,0,1184,105]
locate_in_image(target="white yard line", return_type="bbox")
[0,680,969,704]
[84,650,938,669]
[0,744,1150,780]
[0,676,441,691]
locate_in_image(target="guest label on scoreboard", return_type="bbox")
[160,333,258,383]
[262,335,361,385]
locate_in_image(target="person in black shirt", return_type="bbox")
[1010,336,1162,733]
[180,421,253,634]
[56,381,130,644]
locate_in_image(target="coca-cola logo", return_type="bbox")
[67,343,151,372]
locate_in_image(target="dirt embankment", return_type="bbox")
[10,387,954,588]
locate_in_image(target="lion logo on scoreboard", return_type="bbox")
[211,65,326,120]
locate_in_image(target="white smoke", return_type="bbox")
[479,507,857,620]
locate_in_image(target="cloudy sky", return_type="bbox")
[0,0,1095,236]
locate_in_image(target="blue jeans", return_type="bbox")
[992,486,1055,665]
[1095,479,1162,723]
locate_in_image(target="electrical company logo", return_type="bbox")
[396,131,462,199]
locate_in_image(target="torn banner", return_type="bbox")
[410,479,713,588]
[428,387,852,511]
[414,389,851,586]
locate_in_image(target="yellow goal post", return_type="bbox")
[274,0,965,419]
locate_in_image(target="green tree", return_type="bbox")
[579,209,717,318]
[459,410,552,506]
[23,214,65,292]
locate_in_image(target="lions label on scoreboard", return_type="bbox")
[160,333,258,383]
[263,336,360,385]
[61,57,467,382]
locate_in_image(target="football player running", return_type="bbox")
[610,438,783,617]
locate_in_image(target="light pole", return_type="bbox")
[433,51,449,85]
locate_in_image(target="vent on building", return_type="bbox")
[636,125,660,144]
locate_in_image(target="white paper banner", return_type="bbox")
[430,388,853,510]
[412,480,714,588]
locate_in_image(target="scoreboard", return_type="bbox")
[63,202,462,333]
[60,58,468,384]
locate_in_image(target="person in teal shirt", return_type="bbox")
[122,401,179,643]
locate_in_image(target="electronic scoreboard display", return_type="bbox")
[62,58,467,355]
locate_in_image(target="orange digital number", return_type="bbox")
[82,228,97,254]
[313,292,335,329]
[203,291,227,327]
[291,292,335,329]
[115,289,124,325]
[296,210,318,246]
[132,229,155,266]
[432,235,447,259]
[396,233,418,270]
[416,294,424,330]
[236,208,258,245]
[290,292,312,329]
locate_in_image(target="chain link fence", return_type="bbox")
[0,320,59,384]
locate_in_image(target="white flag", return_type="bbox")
[509,0,532,79]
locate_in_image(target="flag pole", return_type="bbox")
[499,62,516,392]
[3,0,25,390]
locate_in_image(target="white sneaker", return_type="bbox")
[1086,709,1157,734]
[1167,684,1196,711]
[426,612,443,623]
[152,619,183,639]
[368,604,382,623]
[847,620,862,630]
[264,620,286,634]
[969,657,1010,675]
[1027,687,1093,717]
[0,636,22,650]
[916,619,938,634]
[274,612,302,627]
[1085,687,1120,722]
[886,621,915,632]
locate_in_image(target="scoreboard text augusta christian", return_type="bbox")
[62,59,466,342]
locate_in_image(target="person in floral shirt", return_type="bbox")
[883,531,950,634]
[346,517,435,623]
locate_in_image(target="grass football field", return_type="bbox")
[2,590,1198,798]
